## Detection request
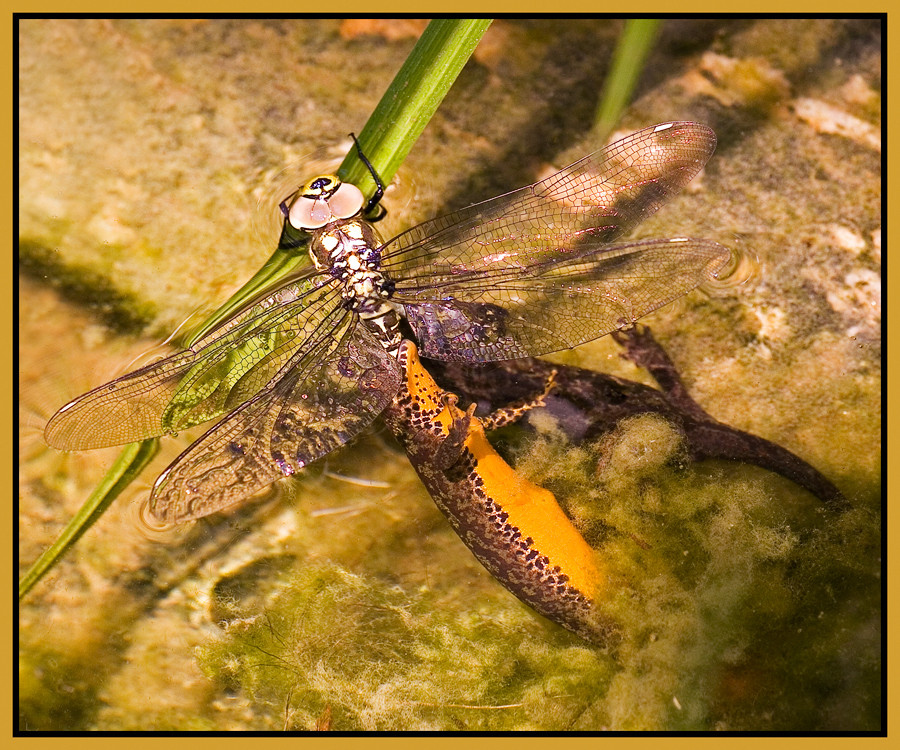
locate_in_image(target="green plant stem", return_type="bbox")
[18,439,160,600]
[339,19,492,196]
[595,19,662,138]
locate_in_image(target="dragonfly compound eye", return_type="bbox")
[327,182,365,220]
[289,195,333,230]
[288,177,364,230]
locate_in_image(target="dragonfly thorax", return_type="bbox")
[310,216,402,350]
[310,217,389,298]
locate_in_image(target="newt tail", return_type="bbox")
[382,340,615,647]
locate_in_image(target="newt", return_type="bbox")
[382,339,617,646]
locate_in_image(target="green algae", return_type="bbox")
[195,563,618,731]
[503,421,879,731]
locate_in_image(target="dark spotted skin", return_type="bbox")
[382,340,616,647]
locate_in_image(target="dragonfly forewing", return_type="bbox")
[381,121,716,275]
[44,271,336,450]
[44,347,207,451]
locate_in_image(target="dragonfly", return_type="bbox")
[45,121,732,524]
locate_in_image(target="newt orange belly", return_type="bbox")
[383,340,614,646]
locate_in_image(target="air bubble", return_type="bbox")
[700,244,760,295]
[133,496,189,541]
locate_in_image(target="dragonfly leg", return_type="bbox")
[349,132,385,217]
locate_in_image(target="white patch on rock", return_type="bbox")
[792,97,881,152]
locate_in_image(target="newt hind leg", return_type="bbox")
[612,324,708,421]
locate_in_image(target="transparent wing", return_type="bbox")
[43,266,343,450]
[399,237,731,361]
[148,321,402,523]
[377,122,726,362]
[381,122,716,275]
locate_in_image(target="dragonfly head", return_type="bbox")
[287,174,365,231]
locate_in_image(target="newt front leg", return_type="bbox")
[382,340,616,647]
